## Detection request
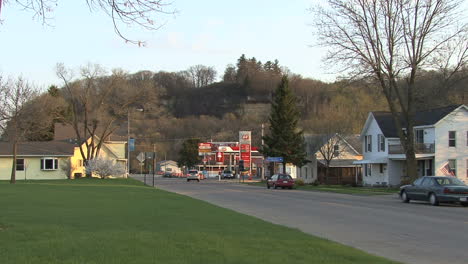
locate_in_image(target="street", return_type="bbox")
[132,176,468,264]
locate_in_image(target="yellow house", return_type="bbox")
[0,137,127,180]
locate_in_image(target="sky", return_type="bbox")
[0,0,332,90]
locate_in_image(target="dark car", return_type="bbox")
[400,176,468,206]
[267,174,295,189]
[163,172,173,178]
[221,170,234,179]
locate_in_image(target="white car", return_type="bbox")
[187,170,200,182]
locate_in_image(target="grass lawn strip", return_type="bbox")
[246,181,399,195]
[0,178,399,264]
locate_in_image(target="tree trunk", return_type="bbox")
[282,161,286,174]
[10,140,17,184]
[325,165,329,185]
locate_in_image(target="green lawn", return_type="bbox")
[247,181,399,195]
[0,179,399,264]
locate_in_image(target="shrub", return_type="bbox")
[86,157,126,179]
[311,179,320,186]
[295,178,305,186]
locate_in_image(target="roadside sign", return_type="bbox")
[198,142,212,156]
[128,138,135,151]
[266,157,283,162]
[136,152,145,163]
[145,152,156,159]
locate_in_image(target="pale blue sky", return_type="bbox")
[0,0,331,90]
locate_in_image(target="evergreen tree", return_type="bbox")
[177,138,201,170]
[262,76,307,173]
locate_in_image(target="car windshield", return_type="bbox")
[223,171,232,174]
[188,170,198,174]
[278,175,292,180]
[435,177,466,186]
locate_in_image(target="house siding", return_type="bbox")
[0,157,70,180]
[434,108,468,183]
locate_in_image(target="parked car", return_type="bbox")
[187,169,200,182]
[267,174,295,189]
[400,176,468,206]
[163,172,173,178]
[221,170,234,179]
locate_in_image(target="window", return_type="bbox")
[448,131,456,147]
[379,164,384,174]
[364,136,367,152]
[378,134,385,152]
[16,159,25,171]
[413,178,423,186]
[40,158,59,170]
[366,135,372,152]
[78,159,83,167]
[415,129,424,144]
[421,178,434,187]
[333,144,339,156]
[365,164,372,176]
[448,159,456,176]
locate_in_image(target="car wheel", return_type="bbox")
[273,184,277,189]
[187,179,190,182]
[197,179,200,182]
[461,202,468,207]
[400,191,410,203]
[429,193,439,206]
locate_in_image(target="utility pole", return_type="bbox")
[261,123,265,180]
[152,143,156,187]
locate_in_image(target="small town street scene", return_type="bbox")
[1,1,467,264]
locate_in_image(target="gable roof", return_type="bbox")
[304,134,361,155]
[0,141,76,156]
[371,104,464,138]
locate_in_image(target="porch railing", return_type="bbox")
[388,143,435,154]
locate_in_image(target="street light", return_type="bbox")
[127,107,144,178]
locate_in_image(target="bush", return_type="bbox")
[311,179,320,186]
[86,157,126,179]
[295,178,305,186]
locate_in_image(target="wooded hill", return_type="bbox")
[3,55,467,161]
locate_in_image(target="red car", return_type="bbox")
[267,174,295,189]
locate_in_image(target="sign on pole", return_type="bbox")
[266,157,284,163]
[128,138,135,151]
[136,152,145,163]
[198,143,212,156]
[239,131,251,171]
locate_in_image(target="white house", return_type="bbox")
[356,104,468,186]
[295,134,362,184]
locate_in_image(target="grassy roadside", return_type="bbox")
[0,179,399,264]
[245,181,399,195]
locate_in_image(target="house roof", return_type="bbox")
[304,134,361,155]
[318,159,359,167]
[372,104,463,138]
[0,141,76,156]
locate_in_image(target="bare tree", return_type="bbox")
[0,76,38,184]
[313,0,468,182]
[56,63,147,176]
[181,65,217,88]
[0,0,175,45]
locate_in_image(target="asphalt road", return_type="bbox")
[132,176,468,264]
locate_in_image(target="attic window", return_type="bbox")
[41,158,59,170]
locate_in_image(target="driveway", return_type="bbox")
[132,176,468,264]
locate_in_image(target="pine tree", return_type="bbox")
[262,76,307,173]
[177,138,201,170]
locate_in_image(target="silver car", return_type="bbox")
[187,169,200,182]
